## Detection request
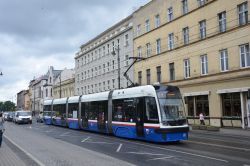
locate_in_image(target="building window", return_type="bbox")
[222,93,241,116]
[156,66,161,83]
[107,80,110,90]
[81,72,83,80]
[136,24,141,36]
[218,11,226,32]
[182,0,188,14]
[103,81,105,91]
[112,41,115,52]
[155,14,160,28]
[168,7,173,22]
[169,63,175,81]
[107,62,110,72]
[145,19,150,32]
[197,0,206,7]
[138,71,142,85]
[183,27,189,45]
[146,43,151,57]
[156,39,161,54]
[112,60,115,70]
[199,20,206,39]
[184,59,190,78]
[112,79,115,89]
[103,64,105,73]
[238,2,248,26]
[124,34,129,46]
[168,33,174,50]
[103,46,105,56]
[107,44,110,54]
[240,44,250,68]
[125,55,129,67]
[146,69,151,85]
[201,54,208,75]
[137,46,142,58]
[46,89,48,97]
[220,49,229,72]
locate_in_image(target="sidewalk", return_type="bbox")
[0,140,26,166]
[191,126,250,137]
[0,136,39,166]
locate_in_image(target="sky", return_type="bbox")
[0,0,150,103]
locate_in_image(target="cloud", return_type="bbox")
[0,0,150,102]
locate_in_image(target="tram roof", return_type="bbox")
[53,97,68,105]
[68,96,80,103]
[44,99,53,105]
[112,85,156,99]
[81,91,109,102]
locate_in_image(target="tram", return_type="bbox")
[43,85,189,142]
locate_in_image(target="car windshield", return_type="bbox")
[17,112,31,116]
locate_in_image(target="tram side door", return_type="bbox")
[81,102,89,129]
[136,98,144,137]
[97,101,107,133]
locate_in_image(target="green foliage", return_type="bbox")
[0,101,16,112]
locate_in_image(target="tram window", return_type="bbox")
[53,104,66,118]
[145,97,159,123]
[43,105,51,111]
[113,98,137,122]
[68,103,79,118]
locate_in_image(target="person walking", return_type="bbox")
[0,112,5,147]
[199,112,205,125]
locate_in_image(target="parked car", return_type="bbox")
[13,111,32,124]
[3,112,9,121]
[6,112,14,121]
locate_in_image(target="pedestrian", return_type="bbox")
[0,112,5,148]
[199,112,205,125]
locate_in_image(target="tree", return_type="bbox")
[0,101,16,112]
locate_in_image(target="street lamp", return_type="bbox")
[59,74,62,98]
[111,43,121,89]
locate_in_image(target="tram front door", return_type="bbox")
[136,98,144,137]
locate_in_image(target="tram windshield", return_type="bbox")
[157,91,186,126]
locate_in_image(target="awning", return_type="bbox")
[216,87,250,94]
[183,91,210,97]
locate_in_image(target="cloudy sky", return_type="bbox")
[0,0,150,103]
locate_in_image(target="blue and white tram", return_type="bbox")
[43,85,189,142]
[43,100,53,125]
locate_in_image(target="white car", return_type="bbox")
[14,111,32,124]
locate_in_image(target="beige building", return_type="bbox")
[133,0,250,128]
[53,68,75,99]
[17,90,30,111]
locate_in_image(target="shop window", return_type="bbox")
[186,95,209,116]
[222,93,241,117]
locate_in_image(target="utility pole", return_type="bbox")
[112,40,121,89]
[59,74,62,98]
[117,40,121,89]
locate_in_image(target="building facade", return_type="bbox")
[75,15,134,95]
[133,0,250,128]
[53,68,75,99]
[43,66,62,100]
[16,90,30,110]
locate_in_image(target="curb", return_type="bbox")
[4,135,45,166]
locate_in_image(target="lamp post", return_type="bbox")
[59,74,62,98]
[112,42,121,89]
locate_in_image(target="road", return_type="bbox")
[3,121,250,166]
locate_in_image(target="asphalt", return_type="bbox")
[0,120,250,166]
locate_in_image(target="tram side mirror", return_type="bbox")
[247,89,250,99]
[184,97,188,104]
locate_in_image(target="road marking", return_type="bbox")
[116,144,123,152]
[4,135,45,166]
[147,156,173,161]
[95,136,229,163]
[87,141,115,144]
[188,140,250,152]
[126,152,165,156]
[59,132,71,137]
[81,137,90,142]
[45,129,54,133]
[243,164,250,166]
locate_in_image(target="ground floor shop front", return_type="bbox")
[172,70,250,129]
